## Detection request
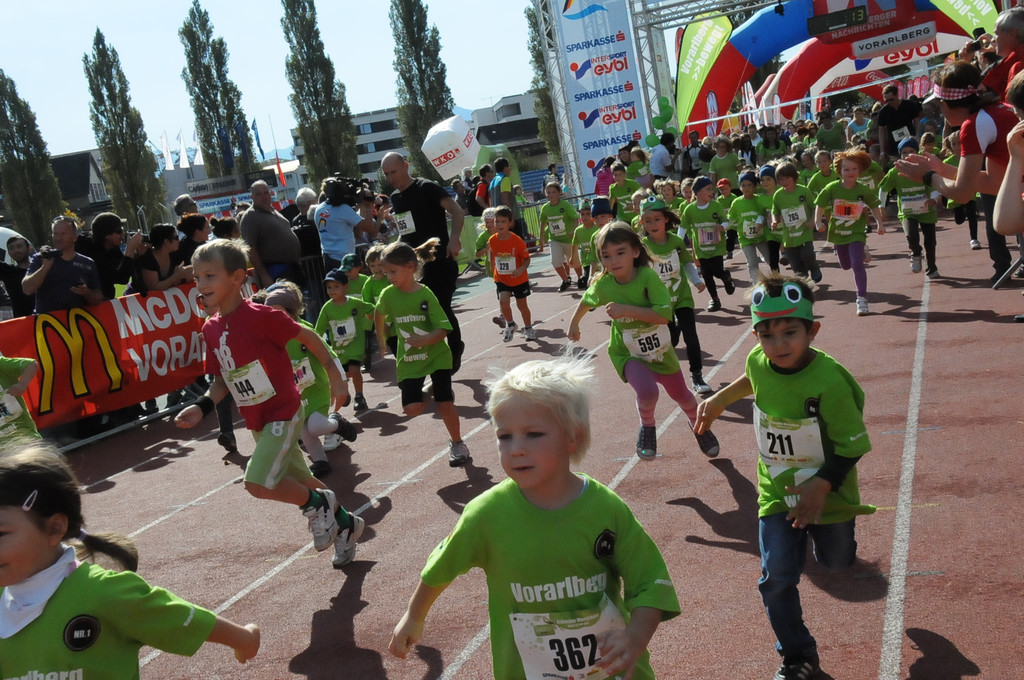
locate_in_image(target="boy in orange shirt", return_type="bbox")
[489,206,536,342]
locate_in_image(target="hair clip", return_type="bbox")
[21,489,38,511]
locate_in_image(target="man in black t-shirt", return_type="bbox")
[0,235,35,317]
[381,152,466,372]
[878,85,923,162]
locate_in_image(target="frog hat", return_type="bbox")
[750,279,814,326]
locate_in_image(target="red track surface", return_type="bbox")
[70,216,1020,679]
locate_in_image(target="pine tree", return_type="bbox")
[83,29,165,229]
[389,0,455,180]
[0,70,66,247]
[179,0,256,178]
[280,0,357,186]
[526,5,561,162]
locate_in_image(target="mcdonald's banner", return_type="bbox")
[0,284,214,430]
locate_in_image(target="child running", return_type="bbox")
[0,354,40,439]
[175,240,361,562]
[695,273,875,680]
[571,199,599,288]
[489,206,537,342]
[374,239,471,467]
[539,181,583,292]
[359,244,391,371]
[730,171,771,285]
[0,442,261,675]
[568,223,720,459]
[772,162,823,282]
[681,176,734,311]
[316,269,375,412]
[813,150,887,316]
[878,138,941,278]
[389,355,681,680]
[640,197,712,395]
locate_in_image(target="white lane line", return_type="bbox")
[439,317,753,677]
[878,279,930,680]
[128,475,242,539]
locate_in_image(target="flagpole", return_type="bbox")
[267,115,288,201]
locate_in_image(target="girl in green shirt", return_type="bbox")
[708,136,742,188]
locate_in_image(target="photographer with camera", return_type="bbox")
[81,211,145,300]
[22,216,103,314]
[0,234,36,318]
[314,176,377,271]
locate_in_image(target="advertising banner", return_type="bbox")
[0,282,264,430]
[674,14,733,137]
[552,0,648,194]
[926,0,997,36]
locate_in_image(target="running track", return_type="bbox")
[70,215,1017,679]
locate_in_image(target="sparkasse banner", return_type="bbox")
[552,0,647,194]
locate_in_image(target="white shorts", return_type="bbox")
[549,240,578,267]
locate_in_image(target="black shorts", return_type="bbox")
[342,359,362,371]
[399,369,454,406]
[495,281,531,299]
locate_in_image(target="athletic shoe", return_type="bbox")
[926,268,940,279]
[304,489,339,552]
[353,394,368,411]
[502,322,517,342]
[725,250,734,259]
[723,276,736,295]
[217,432,237,453]
[332,514,365,569]
[577,275,588,290]
[856,296,869,316]
[323,434,342,452]
[309,459,331,477]
[492,315,507,329]
[779,254,789,266]
[636,425,657,460]
[970,239,982,250]
[448,440,471,467]
[328,412,357,442]
[694,429,720,457]
[810,268,823,283]
[911,256,922,273]
[772,653,821,680]
[522,326,538,341]
[558,279,572,292]
[707,298,722,312]
[691,374,713,395]
[863,249,872,263]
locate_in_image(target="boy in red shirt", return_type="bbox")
[489,206,536,342]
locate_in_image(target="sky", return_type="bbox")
[0,0,537,158]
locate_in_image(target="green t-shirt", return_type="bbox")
[315,297,373,364]
[756,141,789,163]
[745,346,875,523]
[681,199,728,258]
[0,356,39,439]
[609,180,642,223]
[0,560,216,680]
[643,233,697,310]
[581,266,676,381]
[716,191,736,212]
[878,166,937,223]
[757,193,784,243]
[346,272,367,298]
[626,160,649,180]
[287,318,336,416]
[814,180,880,245]
[359,275,390,306]
[860,161,885,190]
[375,284,453,380]
[798,167,817,187]
[421,476,680,680]
[814,124,846,151]
[708,152,741,187]
[771,185,817,247]
[728,195,767,246]
[540,201,579,244]
[572,223,601,267]
[807,169,838,197]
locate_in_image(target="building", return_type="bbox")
[292,108,408,184]
[472,93,545,162]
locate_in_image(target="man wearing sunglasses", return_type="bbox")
[21,216,103,313]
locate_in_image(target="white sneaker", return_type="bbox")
[691,374,713,395]
[448,440,471,467]
[970,239,982,250]
[332,514,365,568]
[856,296,869,316]
[502,322,517,343]
[522,326,537,341]
[303,489,340,551]
[323,433,342,452]
[911,256,922,273]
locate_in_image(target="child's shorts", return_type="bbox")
[399,369,454,406]
[342,359,362,372]
[245,404,313,488]
[495,281,531,299]
[549,240,576,266]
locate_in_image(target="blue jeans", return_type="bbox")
[758,513,857,658]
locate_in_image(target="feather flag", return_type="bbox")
[235,120,251,164]
[177,130,190,170]
[276,157,287,188]
[251,118,266,161]
[159,132,174,171]
[192,130,204,166]
[217,127,234,170]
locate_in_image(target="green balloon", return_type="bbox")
[646,133,660,147]
[652,115,665,129]
[658,96,672,111]
[665,126,678,136]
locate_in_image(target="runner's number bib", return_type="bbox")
[901,194,928,214]
[394,211,416,236]
[0,393,23,427]
[753,404,825,468]
[510,593,625,680]
[225,360,276,407]
[623,324,671,361]
[743,219,762,238]
[548,216,566,236]
[655,250,681,287]
[292,357,316,392]
[781,205,807,228]
[496,255,516,275]
[330,317,357,347]
[832,199,864,222]
[697,225,721,246]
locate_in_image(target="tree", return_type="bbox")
[179,0,256,178]
[83,29,165,229]
[525,5,561,162]
[280,0,357,186]
[389,0,455,180]
[0,70,66,247]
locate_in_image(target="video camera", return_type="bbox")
[323,175,367,207]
